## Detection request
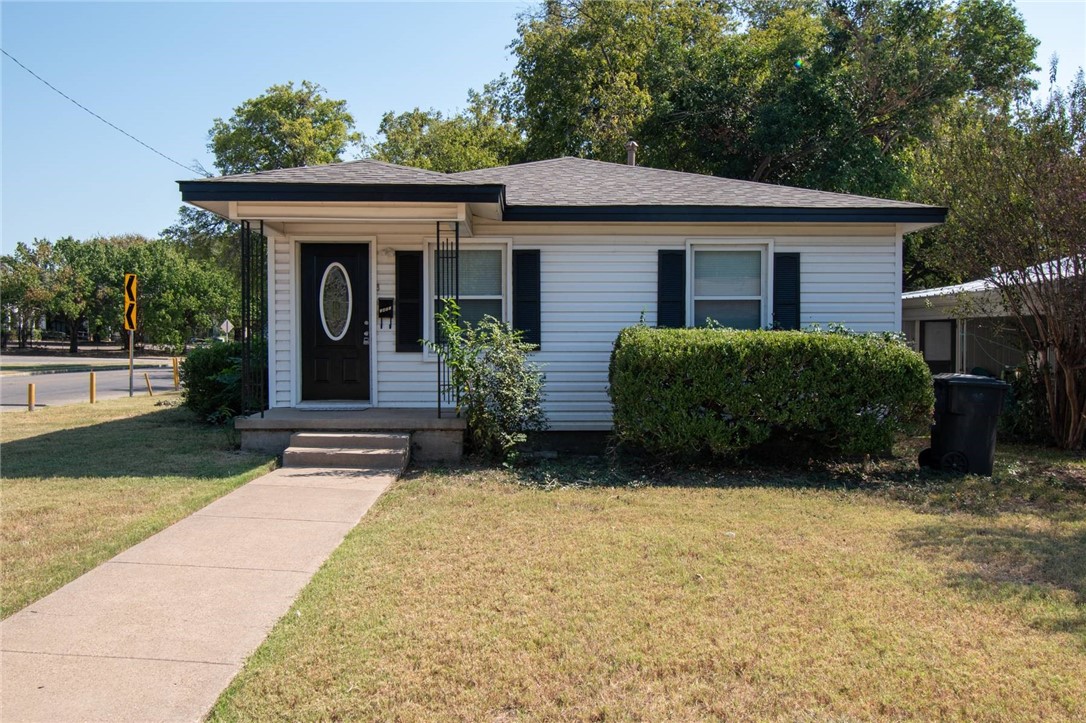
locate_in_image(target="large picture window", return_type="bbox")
[690,248,766,329]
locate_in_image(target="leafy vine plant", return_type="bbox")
[424,300,547,461]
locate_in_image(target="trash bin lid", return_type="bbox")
[932,373,1009,388]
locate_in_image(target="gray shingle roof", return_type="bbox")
[181,156,941,217]
[450,157,929,209]
[195,159,473,186]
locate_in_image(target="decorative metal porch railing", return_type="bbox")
[435,220,460,417]
[239,220,268,417]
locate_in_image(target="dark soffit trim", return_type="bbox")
[178,181,506,205]
[500,205,948,224]
[178,180,945,225]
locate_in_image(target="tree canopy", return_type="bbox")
[505,0,1037,197]
[0,236,237,353]
[161,205,240,275]
[208,80,362,175]
[368,85,525,172]
[164,80,365,286]
[910,70,1086,448]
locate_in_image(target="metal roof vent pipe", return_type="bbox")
[625,139,639,166]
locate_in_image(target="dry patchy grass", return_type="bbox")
[212,445,1086,721]
[0,395,275,617]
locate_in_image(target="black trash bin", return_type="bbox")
[919,374,1009,475]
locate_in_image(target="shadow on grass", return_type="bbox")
[413,437,1086,520]
[1,406,266,479]
[900,521,1086,642]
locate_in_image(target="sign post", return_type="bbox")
[220,319,234,339]
[124,273,138,397]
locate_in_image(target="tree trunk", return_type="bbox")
[67,318,80,354]
[1044,354,1086,450]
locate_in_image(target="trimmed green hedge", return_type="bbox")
[608,326,934,458]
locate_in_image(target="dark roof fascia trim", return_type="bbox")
[502,205,947,224]
[178,181,506,206]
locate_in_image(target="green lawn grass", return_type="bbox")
[212,444,1086,721]
[0,395,275,617]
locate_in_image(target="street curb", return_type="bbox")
[1,363,171,378]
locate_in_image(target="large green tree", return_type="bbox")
[161,206,240,276]
[911,71,1086,448]
[208,80,362,175]
[51,236,100,353]
[507,0,1037,197]
[0,240,56,348]
[119,237,238,351]
[369,85,525,172]
[511,0,733,164]
[167,81,362,286]
[2,236,237,354]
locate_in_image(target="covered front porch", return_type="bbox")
[178,163,499,421]
[236,407,466,463]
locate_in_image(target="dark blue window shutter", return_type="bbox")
[395,250,423,352]
[512,250,541,348]
[773,252,801,330]
[657,250,686,328]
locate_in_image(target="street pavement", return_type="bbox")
[0,367,177,412]
[0,354,172,369]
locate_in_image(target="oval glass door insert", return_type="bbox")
[319,262,352,341]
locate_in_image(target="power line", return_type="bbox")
[1,48,209,177]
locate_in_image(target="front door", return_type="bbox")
[301,243,370,401]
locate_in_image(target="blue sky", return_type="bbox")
[2,1,1083,254]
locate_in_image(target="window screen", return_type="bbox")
[432,248,504,335]
[692,249,764,329]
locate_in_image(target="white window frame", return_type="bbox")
[685,239,774,329]
[422,238,512,361]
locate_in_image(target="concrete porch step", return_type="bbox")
[238,409,464,464]
[282,446,408,471]
[289,432,410,450]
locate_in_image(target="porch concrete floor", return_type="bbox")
[0,466,394,722]
[235,407,465,432]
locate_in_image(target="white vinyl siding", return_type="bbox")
[534,244,659,429]
[375,235,433,407]
[775,240,900,331]
[269,233,293,408]
[265,226,902,427]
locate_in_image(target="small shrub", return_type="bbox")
[608,326,934,459]
[999,365,1053,445]
[180,341,265,423]
[426,302,547,460]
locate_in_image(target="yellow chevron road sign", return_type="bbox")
[124,273,137,331]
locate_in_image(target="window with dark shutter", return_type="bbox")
[395,250,423,352]
[772,252,801,330]
[657,250,686,328]
[512,249,541,348]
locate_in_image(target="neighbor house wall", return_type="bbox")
[964,317,1027,374]
[902,292,1027,375]
[267,221,902,429]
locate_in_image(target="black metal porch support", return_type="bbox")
[435,220,460,417]
[239,220,268,418]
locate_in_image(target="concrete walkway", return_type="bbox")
[1,466,394,722]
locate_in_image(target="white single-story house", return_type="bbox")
[179,157,945,456]
[902,279,1027,376]
[902,257,1081,376]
